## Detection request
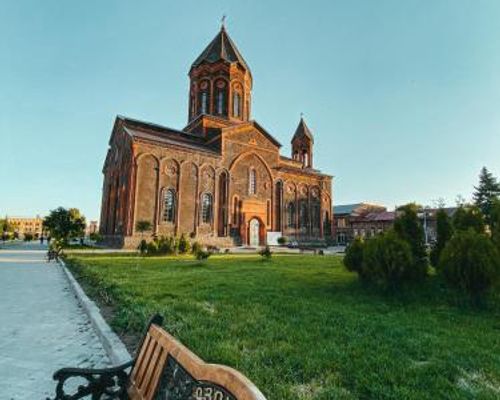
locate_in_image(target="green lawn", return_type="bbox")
[66,254,500,399]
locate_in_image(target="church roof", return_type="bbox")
[191,27,251,73]
[292,118,314,143]
[116,116,219,156]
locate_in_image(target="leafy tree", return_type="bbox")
[343,237,364,275]
[430,209,453,267]
[473,167,500,225]
[490,198,500,251]
[1,218,13,234]
[362,230,414,290]
[452,205,485,233]
[393,203,427,280]
[43,207,86,244]
[439,230,500,305]
[135,220,152,238]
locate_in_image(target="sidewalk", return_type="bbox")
[0,242,109,399]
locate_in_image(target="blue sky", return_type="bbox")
[1,0,500,220]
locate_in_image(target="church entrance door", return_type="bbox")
[249,218,260,247]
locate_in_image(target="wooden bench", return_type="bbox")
[48,315,266,400]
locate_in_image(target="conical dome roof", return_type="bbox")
[191,26,251,73]
[292,117,314,143]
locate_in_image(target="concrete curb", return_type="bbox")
[59,260,131,365]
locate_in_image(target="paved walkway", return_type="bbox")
[0,242,109,399]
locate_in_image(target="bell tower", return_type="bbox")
[291,117,314,168]
[188,25,252,123]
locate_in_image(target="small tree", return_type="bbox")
[178,234,191,254]
[138,240,148,256]
[43,207,86,245]
[452,205,485,233]
[259,245,272,261]
[343,237,364,275]
[439,230,500,305]
[24,233,34,242]
[195,248,211,262]
[135,220,152,238]
[393,203,427,280]
[473,167,500,225]
[430,209,453,267]
[362,230,414,290]
[191,241,202,255]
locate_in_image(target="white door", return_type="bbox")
[249,218,260,246]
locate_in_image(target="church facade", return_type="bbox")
[99,26,333,248]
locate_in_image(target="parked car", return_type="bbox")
[287,240,299,249]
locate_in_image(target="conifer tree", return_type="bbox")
[473,167,500,225]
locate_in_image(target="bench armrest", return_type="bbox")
[47,360,133,400]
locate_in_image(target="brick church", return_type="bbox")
[99,25,333,248]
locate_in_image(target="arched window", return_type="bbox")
[233,196,239,225]
[215,80,227,116]
[312,200,320,234]
[163,189,176,223]
[233,92,241,117]
[249,168,257,195]
[303,151,309,167]
[299,200,309,231]
[198,80,210,115]
[201,92,208,114]
[201,193,213,224]
[287,202,295,228]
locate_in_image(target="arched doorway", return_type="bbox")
[249,218,260,247]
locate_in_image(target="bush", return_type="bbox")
[439,230,500,305]
[178,234,191,254]
[344,237,364,274]
[146,240,159,255]
[362,231,414,290]
[195,249,211,261]
[277,236,288,246]
[191,241,202,255]
[259,245,272,261]
[430,209,453,267]
[138,239,148,256]
[157,236,172,255]
[89,232,103,242]
[24,233,34,241]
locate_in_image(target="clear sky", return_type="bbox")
[1,0,500,220]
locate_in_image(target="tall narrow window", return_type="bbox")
[201,193,213,224]
[163,189,176,223]
[217,92,223,114]
[233,92,241,117]
[287,202,296,228]
[233,196,239,225]
[266,200,271,226]
[201,92,208,114]
[299,200,308,231]
[249,168,257,195]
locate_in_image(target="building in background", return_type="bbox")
[333,203,387,244]
[86,220,99,236]
[6,216,44,238]
[333,204,457,245]
[99,25,333,248]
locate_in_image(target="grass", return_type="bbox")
[65,254,500,399]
